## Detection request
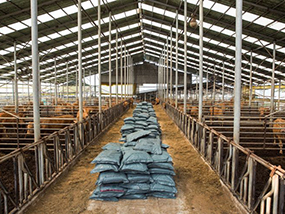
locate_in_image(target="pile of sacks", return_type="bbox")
[90,102,176,201]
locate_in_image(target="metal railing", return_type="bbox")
[0,101,129,214]
[164,102,285,214]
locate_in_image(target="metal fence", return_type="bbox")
[164,103,285,214]
[0,101,129,214]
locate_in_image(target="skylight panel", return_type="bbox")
[243,12,259,22]
[211,2,228,14]
[125,10,136,17]
[9,22,27,31]
[254,17,272,26]
[269,21,285,31]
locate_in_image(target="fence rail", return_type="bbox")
[164,102,285,214]
[0,101,129,214]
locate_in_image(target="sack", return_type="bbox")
[161,143,170,149]
[134,138,162,155]
[123,141,137,147]
[91,163,119,174]
[147,192,176,199]
[121,183,150,195]
[120,163,149,174]
[96,172,129,185]
[124,117,135,122]
[149,168,175,176]
[121,149,153,165]
[127,174,152,183]
[120,194,147,200]
[151,151,173,163]
[91,150,122,166]
[102,143,122,151]
[90,185,125,198]
[148,162,174,170]
[151,174,175,186]
[126,130,151,142]
[121,124,134,132]
[150,183,177,193]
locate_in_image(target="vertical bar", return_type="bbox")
[94,71,96,98]
[14,42,19,113]
[184,0,187,114]
[89,69,91,103]
[54,59,57,105]
[109,12,112,108]
[66,63,69,102]
[270,42,276,114]
[124,46,126,100]
[175,10,178,108]
[120,40,123,101]
[166,36,169,101]
[116,29,118,104]
[98,0,102,113]
[127,54,129,97]
[78,0,83,121]
[31,0,43,184]
[249,51,253,106]
[213,65,216,102]
[222,62,225,103]
[278,79,281,110]
[83,69,86,101]
[198,0,203,122]
[206,68,209,99]
[76,67,78,101]
[170,27,173,101]
[232,0,243,189]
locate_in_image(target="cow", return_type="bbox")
[190,106,198,117]
[258,107,270,121]
[209,106,223,124]
[27,115,74,135]
[155,98,160,105]
[273,118,285,154]
[0,112,25,138]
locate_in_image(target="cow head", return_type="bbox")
[27,122,34,135]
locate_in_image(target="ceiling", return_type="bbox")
[0,0,285,87]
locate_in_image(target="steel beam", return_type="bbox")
[109,12,112,108]
[198,0,203,122]
[184,0,187,114]
[78,0,83,121]
[14,42,19,113]
[98,0,102,113]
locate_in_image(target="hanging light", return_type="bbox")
[189,13,197,28]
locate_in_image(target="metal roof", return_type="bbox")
[0,0,285,86]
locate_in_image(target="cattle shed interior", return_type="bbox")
[1,0,285,214]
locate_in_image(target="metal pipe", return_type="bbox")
[166,36,169,101]
[127,54,129,97]
[222,62,225,103]
[249,51,253,106]
[175,10,178,109]
[184,0,187,114]
[89,69,91,103]
[14,42,19,113]
[270,42,276,114]
[278,79,281,110]
[213,65,216,102]
[66,63,69,102]
[198,0,203,122]
[109,11,112,108]
[206,68,209,99]
[78,0,83,121]
[170,28,173,102]
[115,29,118,104]
[232,0,243,189]
[83,69,86,102]
[54,59,57,105]
[120,40,123,101]
[98,0,102,113]
[76,66,78,101]
[31,0,42,184]
[124,46,126,100]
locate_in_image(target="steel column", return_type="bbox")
[184,0,187,114]
[89,69,92,103]
[54,59,57,105]
[270,42,276,114]
[76,67,78,101]
[120,40,123,101]
[222,62,225,103]
[170,28,173,101]
[109,12,112,108]
[278,79,281,110]
[213,65,216,102]
[66,63,69,102]
[78,0,83,121]
[115,29,118,104]
[98,0,102,113]
[206,68,208,99]
[166,36,169,101]
[232,0,243,189]
[31,0,43,184]
[175,10,178,108]
[249,51,253,106]
[14,42,19,113]
[198,0,203,122]
[124,46,126,100]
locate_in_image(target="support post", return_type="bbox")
[116,29,118,104]
[14,42,19,113]
[54,59,57,105]
[124,46,126,100]
[66,63,69,102]
[213,65,216,102]
[31,0,43,184]
[198,0,203,122]
[78,0,83,121]
[175,10,178,108]
[206,68,208,99]
[166,36,169,102]
[222,62,225,103]
[278,79,281,110]
[184,0,187,114]
[170,27,173,102]
[249,51,253,106]
[270,42,276,114]
[98,0,102,114]
[120,40,123,101]
[232,0,243,189]
[109,12,112,108]
[76,66,78,101]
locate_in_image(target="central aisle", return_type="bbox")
[25,105,242,214]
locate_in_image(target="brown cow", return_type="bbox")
[273,118,285,154]
[191,106,198,117]
[27,115,74,135]
[258,107,270,121]
[0,112,25,138]
[155,98,160,105]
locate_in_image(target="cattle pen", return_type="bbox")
[1,0,285,214]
